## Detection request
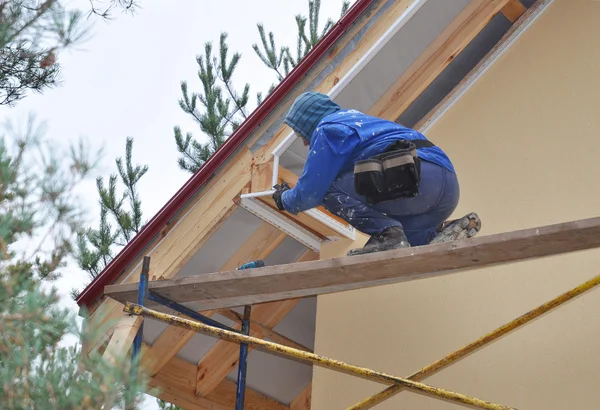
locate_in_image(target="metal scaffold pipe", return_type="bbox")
[350,272,600,409]
[123,302,517,410]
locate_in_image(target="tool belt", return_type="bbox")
[353,139,435,204]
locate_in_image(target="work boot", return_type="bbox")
[347,226,411,256]
[429,212,481,245]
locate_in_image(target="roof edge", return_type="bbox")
[76,0,375,310]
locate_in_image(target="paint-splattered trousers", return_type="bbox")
[322,160,460,246]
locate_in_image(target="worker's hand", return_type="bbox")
[272,182,291,211]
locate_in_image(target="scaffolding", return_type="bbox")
[112,216,600,409]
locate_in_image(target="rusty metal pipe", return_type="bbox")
[123,302,517,410]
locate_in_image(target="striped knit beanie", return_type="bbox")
[284,92,340,142]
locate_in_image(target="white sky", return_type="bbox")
[0,0,351,408]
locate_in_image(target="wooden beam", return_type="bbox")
[146,349,288,410]
[195,299,299,396]
[414,0,551,132]
[250,162,353,238]
[107,216,600,311]
[85,0,413,355]
[216,308,312,352]
[85,0,413,343]
[368,0,510,121]
[501,0,526,23]
[250,163,333,239]
[102,315,142,365]
[142,221,287,376]
[291,383,312,410]
[194,249,318,397]
[85,148,254,356]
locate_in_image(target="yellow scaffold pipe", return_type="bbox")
[350,272,600,410]
[123,302,517,410]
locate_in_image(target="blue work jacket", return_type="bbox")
[281,109,455,214]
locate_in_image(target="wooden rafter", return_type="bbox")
[107,216,600,311]
[145,347,288,410]
[86,0,420,360]
[368,0,511,121]
[85,148,253,357]
[216,308,312,352]
[142,221,288,376]
[102,315,142,365]
[414,0,550,132]
[194,249,318,397]
[250,162,352,239]
[290,383,312,410]
[501,0,526,22]
[195,299,299,396]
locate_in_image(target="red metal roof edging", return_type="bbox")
[76,0,375,309]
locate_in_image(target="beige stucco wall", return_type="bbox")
[311,1,600,409]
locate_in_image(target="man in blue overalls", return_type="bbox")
[272,92,480,256]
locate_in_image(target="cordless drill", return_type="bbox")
[236,260,265,270]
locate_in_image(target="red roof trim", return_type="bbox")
[76,0,375,309]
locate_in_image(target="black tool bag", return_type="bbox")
[353,139,434,204]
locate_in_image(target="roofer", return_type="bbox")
[272,92,481,256]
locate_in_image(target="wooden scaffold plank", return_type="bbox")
[105,216,600,311]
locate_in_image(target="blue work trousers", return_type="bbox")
[322,160,460,246]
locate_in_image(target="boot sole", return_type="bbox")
[429,212,481,245]
[347,242,410,256]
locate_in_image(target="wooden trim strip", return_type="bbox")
[290,383,312,410]
[368,0,510,121]
[416,0,556,133]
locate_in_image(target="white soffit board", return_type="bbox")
[145,237,312,353]
[335,0,471,113]
[272,297,317,350]
[278,0,471,170]
[175,312,237,363]
[175,207,262,278]
[239,196,322,252]
[225,298,317,404]
[272,0,428,160]
[227,348,312,404]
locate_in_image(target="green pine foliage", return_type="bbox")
[0,0,91,106]
[0,0,143,106]
[174,0,350,175]
[157,398,182,410]
[72,137,148,298]
[0,116,149,409]
[173,32,250,173]
[253,0,350,98]
[64,2,352,408]
[87,0,138,19]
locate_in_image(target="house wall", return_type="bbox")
[311,1,600,409]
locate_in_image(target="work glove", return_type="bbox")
[272,182,291,211]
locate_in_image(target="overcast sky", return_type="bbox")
[1,0,350,408]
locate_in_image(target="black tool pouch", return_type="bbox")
[354,139,434,204]
[353,158,385,199]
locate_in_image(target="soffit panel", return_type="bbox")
[335,0,471,113]
[176,207,263,278]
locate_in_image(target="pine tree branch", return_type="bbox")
[4,0,56,45]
